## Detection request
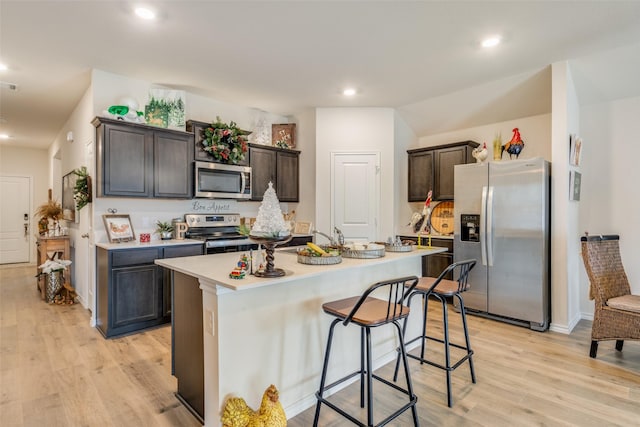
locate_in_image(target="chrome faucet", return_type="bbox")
[334,227,345,246]
[312,229,338,246]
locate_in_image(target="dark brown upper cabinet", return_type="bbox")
[407,141,479,201]
[249,144,300,202]
[93,117,194,199]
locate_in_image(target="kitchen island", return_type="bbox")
[156,245,447,426]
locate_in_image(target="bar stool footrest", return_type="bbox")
[317,370,417,426]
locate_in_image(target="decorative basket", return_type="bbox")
[297,254,342,265]
[384,243,415,252]
[341,243,385,259]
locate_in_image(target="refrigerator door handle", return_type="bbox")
[480,186,488,266]
[487,186,494,267]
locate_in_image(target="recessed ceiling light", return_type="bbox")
[0,134,10,139]
[0,64,7,72]
[135,7,156,20]
[343,88,356,96]
[481,36,501,48]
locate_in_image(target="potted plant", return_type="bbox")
[155,221,174,240]
[37,257,72,303]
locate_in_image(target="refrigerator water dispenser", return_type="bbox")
[460,214,480,242]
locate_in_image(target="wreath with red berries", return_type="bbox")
[202,116,250,164]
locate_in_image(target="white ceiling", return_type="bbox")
[1,1,640,150]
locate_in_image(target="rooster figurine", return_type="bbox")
[472,142,488,163]
[221,384,286,427]
[502,127,525,159]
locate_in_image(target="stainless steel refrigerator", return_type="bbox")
[454,157,550,331]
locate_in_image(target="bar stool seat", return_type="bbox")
[394,259,477,408]
[313,276,421,427]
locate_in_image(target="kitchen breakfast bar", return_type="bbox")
[155,245,447,426]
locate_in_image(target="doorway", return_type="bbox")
[0,176,32,264]
[331,152,380,242]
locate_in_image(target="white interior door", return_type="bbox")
[331,152,380,242]
[0,176,31,264]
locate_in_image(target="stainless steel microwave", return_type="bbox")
[194,161,252,199]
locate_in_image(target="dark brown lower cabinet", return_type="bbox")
[398,236,454,279]
[96,243,203,338]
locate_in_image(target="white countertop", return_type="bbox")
[155,245,448,292]
[95,238,204,250]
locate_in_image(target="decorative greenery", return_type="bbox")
[237,224,251,236]
[202,116,250,164]
[155,221,174,233]
[73,166,91,211]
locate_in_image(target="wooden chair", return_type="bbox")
[581,234,640,358]
[313,276,420,427]
[393,259,477,407]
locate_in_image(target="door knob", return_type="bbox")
[24,223,29,236]
[81,233,89,238]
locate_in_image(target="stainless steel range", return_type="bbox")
[184,213,257,254]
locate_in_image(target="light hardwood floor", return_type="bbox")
[1,265,638,426]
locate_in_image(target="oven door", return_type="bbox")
[206,238,258,254]
[195,161,251,199]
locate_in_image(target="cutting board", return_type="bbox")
[430,201,454,235]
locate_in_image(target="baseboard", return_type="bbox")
[581,312,594,321]
[550,311,582,334]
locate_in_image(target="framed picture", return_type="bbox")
[272,123,296,149]
[570,170,582,201]
[569,134,582,166]
[294,221,312,235]
[145,88,186,130]
[102,214,135,243]
[62,171,77,222]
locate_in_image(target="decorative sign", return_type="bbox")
[272,123,296,149]
[190,200,237,213]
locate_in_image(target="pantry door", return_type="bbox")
[0,176,31,264]
[331,152,380,242]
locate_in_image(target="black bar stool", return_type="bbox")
[313,276,421,427]
[394,259,477,407]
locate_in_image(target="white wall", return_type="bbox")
[0,145,50,263]
[579,95,640,318]
[47,85,96,307]
[315,108,397,241]
[549,61,582,333]
[292,108,316,225]
[393,111,418,236]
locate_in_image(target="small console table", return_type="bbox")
[36,236,71,300]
